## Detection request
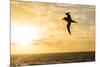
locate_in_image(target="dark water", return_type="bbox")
[11,51,95,66]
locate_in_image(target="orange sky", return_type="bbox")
[11,1,95,55]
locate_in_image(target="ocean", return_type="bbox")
[11,51,95,66]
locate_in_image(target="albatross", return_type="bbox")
[63,12,77,35]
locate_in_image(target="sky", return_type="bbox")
[11,1,95,55]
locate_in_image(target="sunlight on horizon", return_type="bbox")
[11,23,41,48]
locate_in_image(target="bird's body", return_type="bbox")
[63,12,77,35]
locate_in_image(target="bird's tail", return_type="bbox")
[68,30,71,35]
[67,25,71,35]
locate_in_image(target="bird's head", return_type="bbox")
[65,12,71,15]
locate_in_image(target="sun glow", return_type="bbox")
[11,24,41,47]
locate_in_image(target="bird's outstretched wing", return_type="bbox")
[67,23,71,35]
[71,20,77,23]
[63,17,68,22]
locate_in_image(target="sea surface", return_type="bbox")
[11,51,95,67]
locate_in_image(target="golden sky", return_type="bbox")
[11,1,95,55]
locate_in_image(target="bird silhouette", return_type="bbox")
[63,12,77,35]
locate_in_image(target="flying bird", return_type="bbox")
[63,12,77,35]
